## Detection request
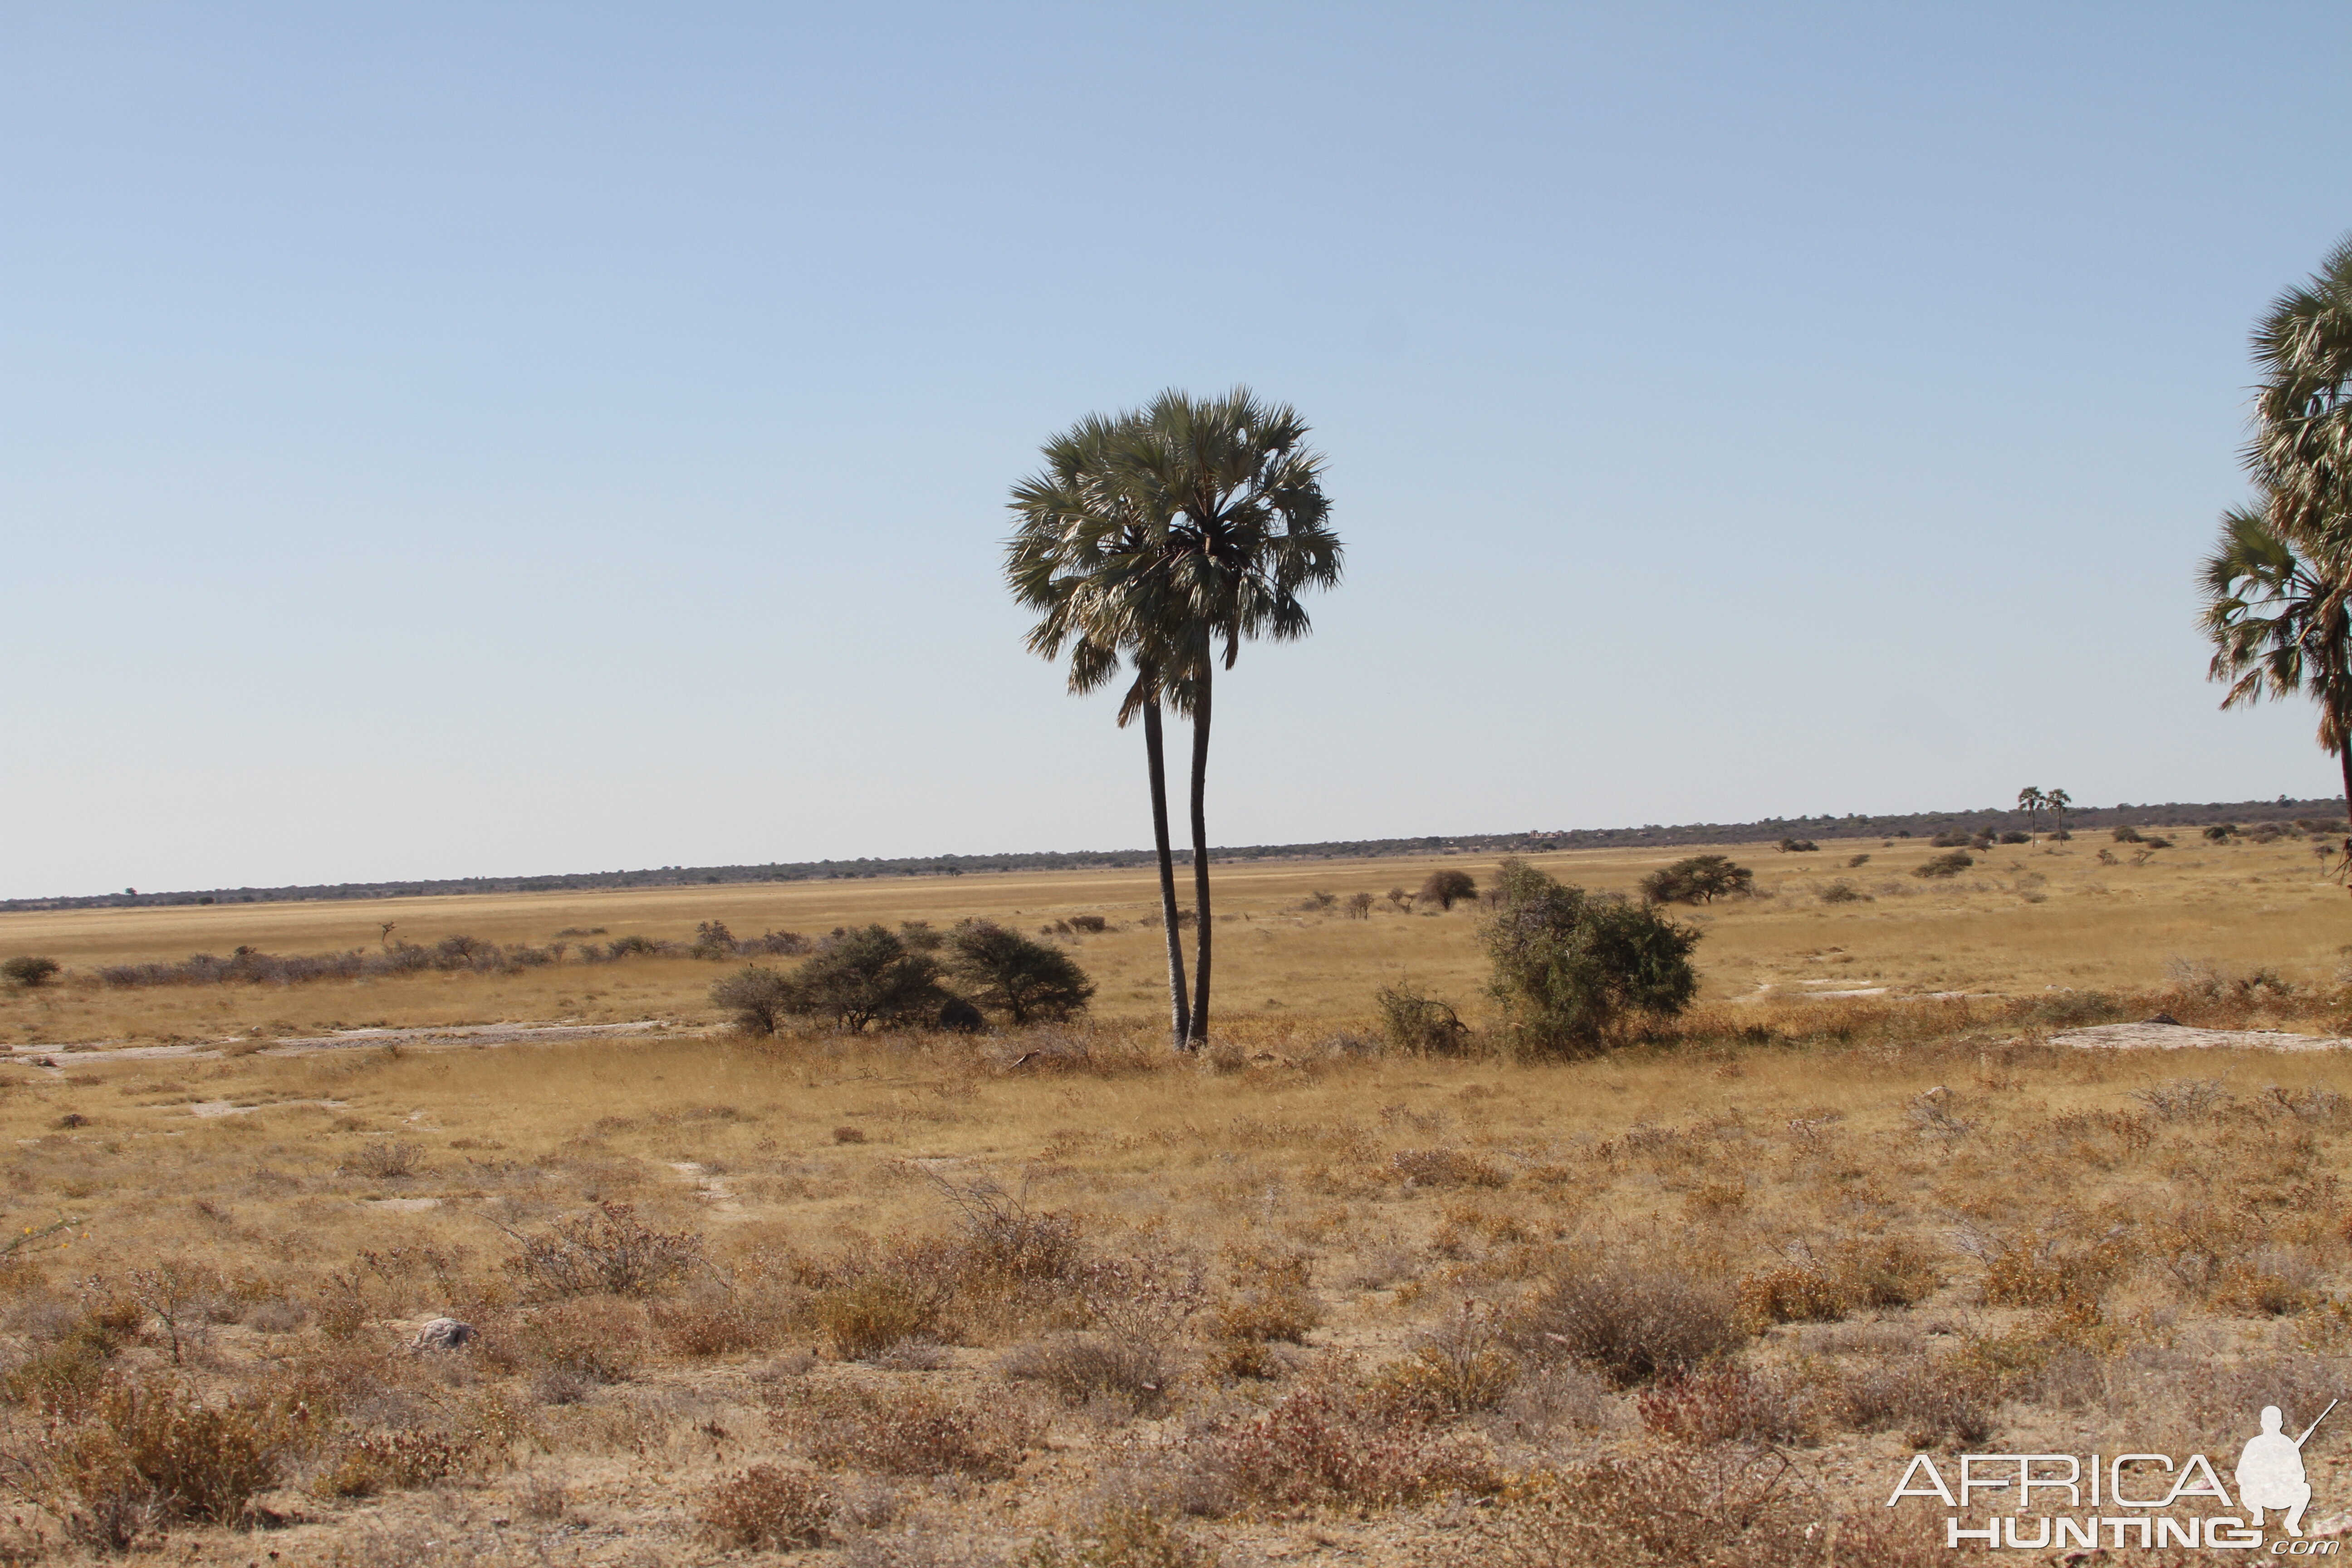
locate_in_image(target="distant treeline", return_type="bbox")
[7,796,2340,913]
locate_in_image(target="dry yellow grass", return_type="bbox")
[3,830,2347,1047]
[0,830,2342,1562]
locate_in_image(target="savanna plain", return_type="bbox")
[0,829,2350,1565]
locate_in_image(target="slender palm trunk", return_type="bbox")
[1141,686,1191,1048]
[1186,662,1213,1045]
[2337,742,2352,893]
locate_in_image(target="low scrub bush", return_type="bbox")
[1976,1226,2132,1308]
[1637,1366,1817,1446]
[0,956,59,989]
[1187,1373,1503,1510]
[696,1463,833,1552]
[1388,1147,1508,1188]
[1371,1307,1519,1419]
[24,1374,301,1545]
[773,1383,1044,1479]
[1211,1252,1321,1346]
[313,1429,471,1498]
[502,1203,704,1299]
[1817,879,1869,904]
[814,1276,942,1361]
[1774,837,1819,853]
[1912,851,1974,878]
[1512,1258,1748,1387]
[1001,1333,1173,1415]
[519,1297,648,1385]
[1740,1237,1943,1326]
[652,1297,779,1358]
[1487,1444,1916,1568]
[1373,984,1471,1055]
[1835,1357,1997,1448]
[1020,1505,1220,1568]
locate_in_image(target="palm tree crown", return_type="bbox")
[2250,235,2352,544]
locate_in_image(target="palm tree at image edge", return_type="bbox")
[2205,234,2352,873]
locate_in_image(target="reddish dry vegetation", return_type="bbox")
[0,977,2340,1562]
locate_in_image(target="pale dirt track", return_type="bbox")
[2054,1020,2352,1050]
[0,1017,683,1069]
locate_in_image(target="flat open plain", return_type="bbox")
[0,831,2344,1564]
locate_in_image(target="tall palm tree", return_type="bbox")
[1005,414,1195,1048]
[1117,389,1343,1044]
[2202,500,2352,856]
[2017,786,2045,833]
[2250,235,2352,545]
[2044,789,2071,837]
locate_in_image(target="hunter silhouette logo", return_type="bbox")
[2241,1400,2334,1537]
[1886,1398,2337,1550]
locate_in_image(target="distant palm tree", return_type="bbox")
[2202,499,2352,858]
[2017,787,2045,833]
[1116,389,1343,1044]
[1005,414,1196,1048]
[2044,789,2072,837]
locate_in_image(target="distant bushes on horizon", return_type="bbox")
[92,924,815,989]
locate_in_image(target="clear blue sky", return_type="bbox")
[5,3,2351,898]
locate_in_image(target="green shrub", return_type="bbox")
[1478,858,1699,1053]
[778,925,954,1031]
[1637,855,1752,905]
[1,956,60,989]
[946,920,1094,1023]
[1775,838,1818,853]
[1913,851,1974,878]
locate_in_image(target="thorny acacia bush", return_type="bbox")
[946,919,1097,1024]
[769,924,958,1031]
[1638,855,1754,906]
[1480,858,1700,1054]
